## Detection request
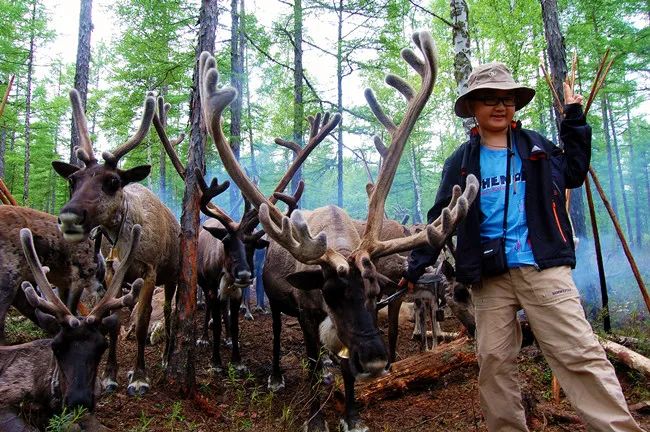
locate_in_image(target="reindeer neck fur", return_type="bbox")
[112,184,180,278]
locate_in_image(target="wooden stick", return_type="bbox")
[552,375,561,403]
[585,177,611,332]
[588,167,650,315]
[584,49,611,116]
[570,50,577,92]
[0,179,18,206]
[0,190,9,205]
[0,75,14,119]
[540,63,564,115]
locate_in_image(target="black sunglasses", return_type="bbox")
[472,95,517,107]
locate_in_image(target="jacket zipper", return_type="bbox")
[552,201,567,243]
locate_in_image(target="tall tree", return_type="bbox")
[292,0,304,195]
[450,0,472,132]
[70,0,93,166]
[229,0,244,215]
[166,0,218,396]
[335,0,344,207]
[23,0,37,205]
[626,97,642,246]
[601,95,619,218]
[608,102,633,243]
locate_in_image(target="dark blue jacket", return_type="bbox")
[405,104,591,284]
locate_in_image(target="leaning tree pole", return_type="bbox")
[70,0,93,166]
[166,0,218,397]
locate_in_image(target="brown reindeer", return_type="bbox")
[0,225,142,429]
[0,206,103,344]
[51,90,180,396]
[199,31,479,431]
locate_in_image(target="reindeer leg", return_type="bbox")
[340,358,368,432]
[102,312,120,393]
[300,313,328,432]
[196,286,212,347]
[162,281,176,366]
[210,293,224,373]
[229,289,248,374]
[387,297,403,363]
[267,300,285,391]
[221,297,232,348]
[127,271,156,396]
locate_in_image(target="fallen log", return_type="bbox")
[598,336,650,378]
[355,337,476,405]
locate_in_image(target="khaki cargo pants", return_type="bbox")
[472,265,644,432]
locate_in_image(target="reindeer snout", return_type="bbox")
[236,270,251,283]
[58,210,88,241]
[64,390,95,411]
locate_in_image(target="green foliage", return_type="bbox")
[46,406,87,432]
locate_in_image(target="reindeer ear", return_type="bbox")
[35,309,60,335]
[100,313,120,334]
[285,269,324,290]
[375,272,397,289]
[255,239,270,250]
[203,225,229,240]
[120,165,151,185]
[52,161,80,179]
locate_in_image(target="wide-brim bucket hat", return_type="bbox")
[454,62,536,118]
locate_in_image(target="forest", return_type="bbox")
[0,0,649,431]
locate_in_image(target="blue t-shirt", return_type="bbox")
[479,144,536,267]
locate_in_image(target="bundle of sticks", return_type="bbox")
[540,48,614,117]
[0,178,17,206]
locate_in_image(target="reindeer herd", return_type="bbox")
[0,31,478,432]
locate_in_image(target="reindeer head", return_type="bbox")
[197,172,270,288]
[20,225,142,410]
[52,90,155,241]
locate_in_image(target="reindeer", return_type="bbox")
[0,205,104,344]
[51,90,180,396]
[198,31,479,431]
[152,94,335,375]
[0,225,142,430]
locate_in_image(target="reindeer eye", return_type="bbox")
[103,177,121,194]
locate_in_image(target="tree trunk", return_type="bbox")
[336,0,344,207]
[608,102,633,244]
[71,0,93,166]
[625,97,642,246]
[291,0,304,195]
[601,95,619,218]
[229,0,243,217]
[166,0,217,397]
[159,86,168,197]
[0,128,6,179]
[540,0,566,132]
[23,1,37,206]
[243,0,256,178]
[569,187,587,238]
[354,337,476,405]
[450,0,473,132]
[408,145,423,223]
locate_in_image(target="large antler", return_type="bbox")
[194,168,240,232]
[20,229,79,327]
[87,224,143,321]
[358,31,478,259]
[102,95,156,166]
[199,51,349,273]
[69,89,97,166]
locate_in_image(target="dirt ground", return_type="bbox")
[86,298,650,432]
